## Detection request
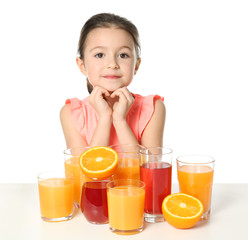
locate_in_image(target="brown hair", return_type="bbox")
[77,13,141,93]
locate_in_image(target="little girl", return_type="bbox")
[60,13,166,148]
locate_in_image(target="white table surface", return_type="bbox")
[0,183,248,240]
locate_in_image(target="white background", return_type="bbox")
[0,0,247,183]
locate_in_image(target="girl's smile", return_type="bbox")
[103,75,121,79]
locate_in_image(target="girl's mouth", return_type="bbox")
[103,75,121,79]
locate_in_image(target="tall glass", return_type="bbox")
[107,179,145,235]
[140,147,172,223]
[38,170,74,222]
[64,147,90,208]
[109,144,146,180]
[177,155,215,220]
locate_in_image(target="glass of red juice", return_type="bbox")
[140,147,172,223]
[81,180,109,224]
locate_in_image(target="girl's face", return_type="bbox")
[77,27,141,92]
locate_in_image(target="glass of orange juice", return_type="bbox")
[38,170,74,222]
[64,147,90,208]
[177,155,215,220]
[109,144,146,180]
[107,179,145,235]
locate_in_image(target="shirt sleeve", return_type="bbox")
[138,95,164,139]
[65,98,86,137]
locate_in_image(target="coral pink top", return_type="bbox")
[65,93,164,145]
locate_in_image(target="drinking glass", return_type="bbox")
[38,170,74,222]
[109,144,146,180]
[107,179,145,235]
[64,147,90,208]
[81,179,110,224]
[140,147,172,223]
[177,155,215,220]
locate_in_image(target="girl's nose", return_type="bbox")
[107,57,120,69]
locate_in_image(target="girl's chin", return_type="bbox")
[103,87,123,93]
[92,83,128,93]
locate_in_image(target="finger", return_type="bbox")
[119,87,134,103]
[113,92,129,107]
[103,90,110,98]
[94,86,110,98]
[111,89,124,99]
[111,88,133,104]
[110,89,119,98]
[110,87,126,98]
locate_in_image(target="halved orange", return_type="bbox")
[162,193,204,229]
[79,146,118,179]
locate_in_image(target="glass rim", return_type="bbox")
[108,143,146,148]
[140,147,173,155]
[64,146,90,157]
[109,144,147,153]
[83,179,110,186]
[176,154,215,164]
[37,170,74,180]
[106,179,145,190]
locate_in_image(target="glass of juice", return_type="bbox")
[140,147,173,223]
[177,155,215,220]
[81,179,110,224]
[109,144,147,180]
[38,170,74,222]
[107,179,145,235]
[64,147,90,208]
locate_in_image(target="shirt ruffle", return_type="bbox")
[128,94,164,141]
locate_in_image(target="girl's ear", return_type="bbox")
[134,58,141,75]
[76,57,87,76]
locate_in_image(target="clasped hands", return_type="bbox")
[89,86,134,122]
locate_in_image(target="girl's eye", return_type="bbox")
[119,53,129,58]
[95,53,104,58]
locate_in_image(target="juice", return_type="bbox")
[38,178,74,219]
[81,181,109,224]
[140,162,172,214]
[64,156,83,204]
[113,158,140,180]
[107,185,145,231]
[177,165,214,213]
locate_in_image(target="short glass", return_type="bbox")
[64,147,90,208]
[140,147,173,223]
[107,179,145,235]
[81,179,110,224]
[38,170,74,222]
[109,144,146,180]
[177,155,215,220]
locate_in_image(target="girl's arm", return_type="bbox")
[87,86,113,147]
[111,88,139,145]
[60,103,88,148]
[88,114,112,147]
[113,120,139,145]
[113,98,165,147]
[60,102,112,148]
[141,99,166,147]
[60,91,113,148]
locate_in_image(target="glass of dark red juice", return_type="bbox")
[140,147,172,223]
[81,179,110,224]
